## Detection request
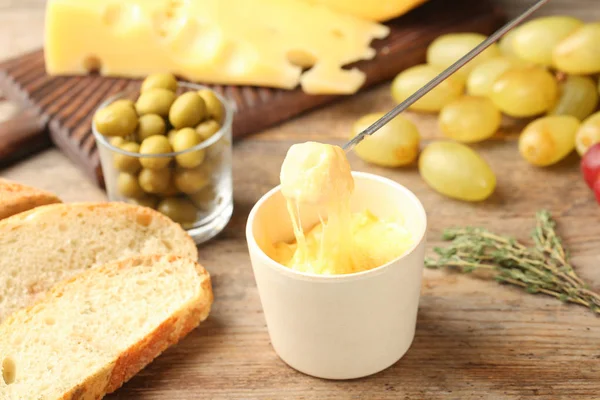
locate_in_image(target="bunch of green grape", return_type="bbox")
[350,16,600,202]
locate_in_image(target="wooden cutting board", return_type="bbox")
[0,0,504,186]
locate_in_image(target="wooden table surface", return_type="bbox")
[1,1,600,399]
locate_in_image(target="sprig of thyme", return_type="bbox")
[425,210,600,315]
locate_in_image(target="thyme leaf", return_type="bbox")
[425,210,600,315]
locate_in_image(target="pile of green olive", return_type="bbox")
[93,73,225,226]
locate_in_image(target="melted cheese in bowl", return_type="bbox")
[271,141,413,275]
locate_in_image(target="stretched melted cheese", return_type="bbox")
[299,0,429,22]
[44,0,389,94]
[272,142,412,275]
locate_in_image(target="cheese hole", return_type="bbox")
[167,19,222,65]
[103,3,138,32]
[286,50,317,69]
[153,1,185,40]
[222,46,251,76]
[153,11,171,38]
[2,357,16,385]
[83,56,102,74]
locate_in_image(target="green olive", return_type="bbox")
[172,127,205,168]
[169,92,206,129]
[157,197,198,224]
[139,135,173,169]
[197,89,224,123]
[136,114,166,142]
[131,195,159,209]
[113,142,141,174]
[94,102,138,137]
[195,119,221,141]
[109,136,126,147]
[138,168,171,194]
[174,166,211,194]
[135,88,176,117]
[188,185,216,210]
[110,99,136,110]
[117,172,145,198]
[167,129,178,146]
[140,73,178,93]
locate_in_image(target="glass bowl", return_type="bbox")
[92,82,234,244]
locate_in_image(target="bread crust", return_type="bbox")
[104,259,213,395]
[0,178,62,220]
[0,254,213,400]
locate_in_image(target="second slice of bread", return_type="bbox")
[0,254,213,399]
[0,178,61,220]
[0,202,198,321]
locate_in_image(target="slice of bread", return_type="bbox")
[0,254,213,399]
[0,178,61,220]
[0,202,198,321]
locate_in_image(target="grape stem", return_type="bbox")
[425,210,600,315]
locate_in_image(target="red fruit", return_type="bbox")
[581,143,600,189]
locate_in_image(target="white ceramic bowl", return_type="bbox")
[246,171,427,380]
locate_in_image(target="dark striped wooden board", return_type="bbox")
[0,0,504,187]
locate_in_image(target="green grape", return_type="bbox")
[351,112,420,167]
[439,96,501,143]
[426,33,501,80]
[518,115,579,166]
[548,75,598,121]
[575,112,600,156]
[553,23,600,74]
[466,56,524,97]
[498,28,520,58]
[418,141,496,202]
[490,66,558,118]
[513,16,583,66]
[391,64,464,112]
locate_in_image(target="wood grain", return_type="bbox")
[1,1,600,399]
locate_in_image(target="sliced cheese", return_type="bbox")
[44,0,389,94]
[298,0,428,22]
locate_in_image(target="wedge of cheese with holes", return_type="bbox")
[299,0,429,22]
[44,0,389,94]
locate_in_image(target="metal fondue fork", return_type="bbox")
[343,0,550,152]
